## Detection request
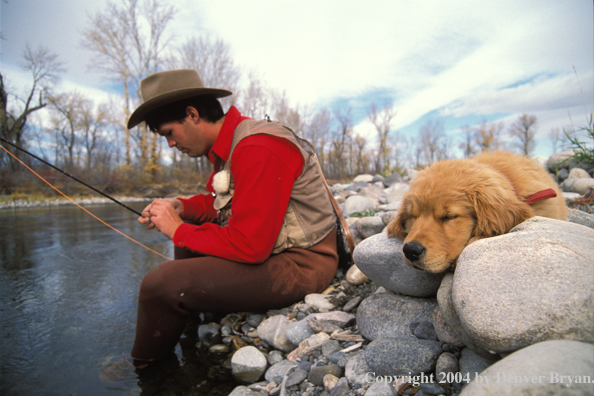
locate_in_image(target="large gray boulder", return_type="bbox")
[357,290,438,341]
[460,340,594,395]
[354,232,445,297]
[452,217,594,355]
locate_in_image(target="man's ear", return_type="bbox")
[185,106,200,122]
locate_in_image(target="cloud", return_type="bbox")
[442,71,594,118]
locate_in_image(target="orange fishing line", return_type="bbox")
[1,144,173,261]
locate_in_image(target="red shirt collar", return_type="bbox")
[209,106,250,164]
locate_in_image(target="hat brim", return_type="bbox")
[127,87,232,129]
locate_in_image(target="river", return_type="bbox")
[0,203,236,396]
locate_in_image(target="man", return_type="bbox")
[126,69,338,364]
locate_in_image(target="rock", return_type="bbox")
[356,216,386,239]
[563,192,584,202]
[311,311,356,328]
[435,352,458,383]
[267,350,284,366]
[265,360,299,384]
[357,291,438,341]
[432,306,465,347]
[568,167,592,179]
[359,185,386,206]
[329,377,350,395]
[285,318,315,346]
[304,294,336,312]
[383,172,404,186]
[458,347,498,381]
[546,150,574,170]
[228,386,267,396]
[563,177,594,194]
[346,264,369,285]
[343,296,362,312]
[385,183,409,204]
[353,174,375,183]
[257,315,297,352]
[308,363,342,386]
[412,320,438,341]
[453,217,594,355]
[437,273,493,358]
[198,324,221,347]
[285,368,308,387]
[231,346,268,383]
[364,381,396,395]
[567,208,594,229]
[558,167,570,181]
[343,195,375,216]
[354,232,445,297]
[246,312,267,328]
[460,340,594,395]
[323,373,340,391]
[381,210,398,225]
[345,351,372,387]
[364,336,442,376]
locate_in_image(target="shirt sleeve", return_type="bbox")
[172,134,305,263]
[177,193,217,224]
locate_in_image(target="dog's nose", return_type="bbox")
[403,242,426,262]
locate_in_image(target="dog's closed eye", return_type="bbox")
[440,214,458,222]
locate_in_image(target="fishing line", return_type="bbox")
[0,143,173,261]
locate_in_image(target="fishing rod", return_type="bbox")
[0,137,142,217]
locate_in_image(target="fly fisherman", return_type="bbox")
[105,69,339,374]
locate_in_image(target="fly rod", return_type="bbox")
[0,137,142,217]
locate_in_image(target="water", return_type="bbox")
[0,203,236,396]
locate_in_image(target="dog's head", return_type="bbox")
[387,159,533,273]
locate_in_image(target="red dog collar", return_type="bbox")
[524,188,558,205]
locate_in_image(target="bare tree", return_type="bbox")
[306,108,332,170]
[474,121,506,152]
[330,107,352,179]
[458,125,477,158]
[549,127,561,154]
[167,35,241,110]
[509,114,537,155]
[239,71,269,119]
[419,119,446,164]
[0,45,63,167]
[82,0,176,169]
[368,102,396,174]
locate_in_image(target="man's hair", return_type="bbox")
[145,95,225,132]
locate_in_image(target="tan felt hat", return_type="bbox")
[127,69,232,129]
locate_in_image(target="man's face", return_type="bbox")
[157,116,210,158]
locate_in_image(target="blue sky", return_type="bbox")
[1,0,593,160]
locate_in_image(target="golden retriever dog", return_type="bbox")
[387,151,567,273]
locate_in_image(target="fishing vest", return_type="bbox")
[212,119,336,254]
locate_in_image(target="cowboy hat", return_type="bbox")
[127,69,232,129]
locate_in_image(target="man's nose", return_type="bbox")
[166,136,176,147]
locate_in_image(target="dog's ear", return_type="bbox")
[471,186,534,239]
[387,207,409,239]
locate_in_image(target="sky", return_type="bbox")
[1,0,593,160]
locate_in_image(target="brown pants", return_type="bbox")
[131,229,338,360]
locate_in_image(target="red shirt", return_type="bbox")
[173,106,305,263]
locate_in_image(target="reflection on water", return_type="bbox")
[0,203,235,396]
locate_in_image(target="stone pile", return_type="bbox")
[217,152,594,395]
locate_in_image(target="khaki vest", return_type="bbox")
[213,119,336,254]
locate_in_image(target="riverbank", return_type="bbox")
[0,195,153,210]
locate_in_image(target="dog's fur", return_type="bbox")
[387,151,567,273]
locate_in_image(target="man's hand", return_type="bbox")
[138,198,184,239]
